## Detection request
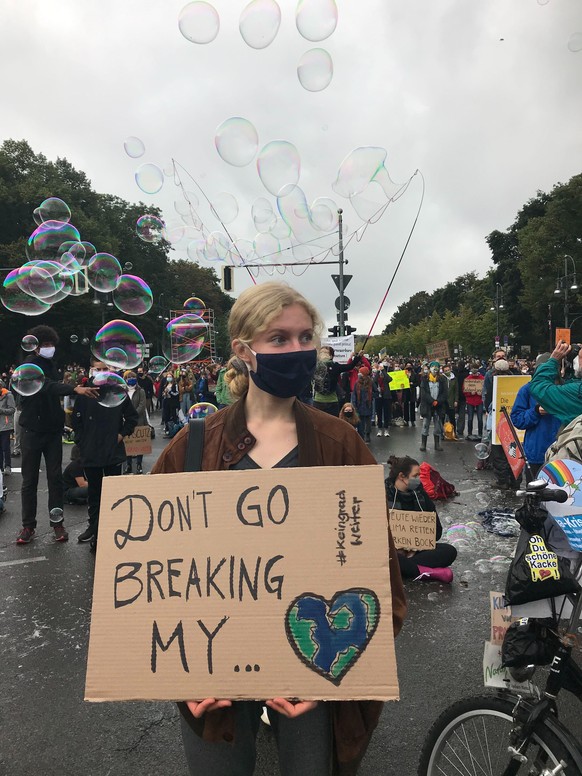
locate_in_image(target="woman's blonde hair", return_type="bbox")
[225,282,323,400]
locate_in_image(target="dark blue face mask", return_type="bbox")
[249,348,317,399]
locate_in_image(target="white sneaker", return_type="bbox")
[377,430,383,437]
[4,467,10,475]
[384,429,390,437]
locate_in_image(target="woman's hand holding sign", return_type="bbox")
[186,699,233,718]
[266,699,319,718]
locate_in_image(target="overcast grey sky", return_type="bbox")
[1,0,580,335]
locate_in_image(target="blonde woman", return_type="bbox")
[152,282,406,776]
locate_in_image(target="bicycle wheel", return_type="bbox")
[419,692,582,775]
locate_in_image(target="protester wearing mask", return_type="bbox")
[372,362,393,437]
[385,455,456,582]
[455,361,469,439]
[482,350,507,411]
[339,401,360,429]
[16,326,99,545]
[402,363,418,427]
[351,367,374,443]
[137,367,155,414]
[463,362,485,440]
[442,364,458,434]
[530,341,582,425]
[0,379,15,475]
[313,347,360,417]
[123,370,147,474]
[151,281,406,776]
[418,361,448,452]
[161,371,180,435]
[178,369,194,416]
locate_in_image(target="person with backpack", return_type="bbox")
[313,346,360,417]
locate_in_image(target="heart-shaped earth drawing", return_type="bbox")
[285,588,380,685]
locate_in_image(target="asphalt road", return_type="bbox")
[0,419,580,776]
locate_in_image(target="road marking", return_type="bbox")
[0,556,48,568]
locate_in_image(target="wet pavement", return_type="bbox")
[0,418,580,775]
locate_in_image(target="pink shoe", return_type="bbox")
[415,565,453,583]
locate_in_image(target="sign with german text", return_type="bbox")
[425,340,450,361]
[320,335,355,364]
[388,509,436,551]
[491,375,530,445]
[124,426,152,457]
[489,591,517,644]
[387,370,410,390]
[85,466,398,702]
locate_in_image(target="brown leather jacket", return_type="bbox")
[151,398,407,775]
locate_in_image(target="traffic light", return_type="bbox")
[221,265,233,292]
[327,326,340,337]
[345,325,357,335]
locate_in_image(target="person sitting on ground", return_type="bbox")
[63,444,88,505]
[385,455,457,583]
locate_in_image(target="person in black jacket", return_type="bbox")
[385,455,456,582]
[16,326,98,545]
[72,359,138,549]
[418,361,448,452]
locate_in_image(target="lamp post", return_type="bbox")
[554,255,578,329]
[490,283,504,339]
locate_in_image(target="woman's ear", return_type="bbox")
[232,339,252,367]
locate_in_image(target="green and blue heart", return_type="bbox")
[285,588,381,685]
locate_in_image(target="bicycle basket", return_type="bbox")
[501,617,555,668]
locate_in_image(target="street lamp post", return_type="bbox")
[490,283,504,339]
[554,255,578,329]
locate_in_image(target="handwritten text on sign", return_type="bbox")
[388,509,436,551]
[124,425,152,457]
[85,466,398,702]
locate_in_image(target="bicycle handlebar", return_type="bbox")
[516,488,569,503]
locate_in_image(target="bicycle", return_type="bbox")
[419,479,582,775]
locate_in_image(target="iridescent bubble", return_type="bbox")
[92,320,145,370]
[32,207,42,226]
[210,192,239,224]
[269,217,292,240]
[163,314,208,364]
[136,215,165,245]
[188,402,217,419]
[104,348,129,369]
[183,297,206,312]
[215,117,259,167]
[112,274,153,316]
[93,371,129,409]
[70,334,79,344]
[203,232,232,262]
[239,0,281,49]
[1,270,51,316]
[123,262,133,272]
[297,48,333,92]
[17,261,65,300]
[87,253,122,292]
[445,524,479,546]
[36,270,72,305]
[568,32,582,52]
[38,197,71,224]
[475,443,490,460]
[21,335,38,352]
[148,356,169,375]
[178,1,220,44]
[296,0,338,42]
[10,364,45,397]
[333,146,400,200]
[257,141,301,197]
[187,239,206,262]
[277,185,322,243]
[60,251,83,276]
[310,197,339,231]
[124,137,145,158]
[232,239,257,265]
[26,220,81,262]
[135,164,164,195]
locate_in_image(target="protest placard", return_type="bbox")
[491,375,530,445]
[482,641,533,692]
[555,328,571,346]
[425,340,450,361]
[462,377,483,395]
[490,591,516,644]
[388,509,436,551]
[388,370,410,390]
[85,465,398,702]
[124,426,152,457]
[320,335,355,364]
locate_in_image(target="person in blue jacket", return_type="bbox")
[511,353,561,482]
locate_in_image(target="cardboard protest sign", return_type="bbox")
[425,340,450,361]
[490,591,517,644]
[491,375,530,445]
[555,328,571,346]
[388,370,410,390]
[482,641,534,692]
[85,465,398,702]
[496,414,526,480]
[462,377,484,396]
[320,335,355,364]
[388,509,436,551]
[539,459,582,552]
[124,426,152,457]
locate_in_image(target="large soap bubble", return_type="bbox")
[297,48,333,91]
[17,261,64,300]
[215,117,259,167]
[163,314,207,364]
[148,356,169,375]
[333,146,400,201]
[136,214,165,243]
[92,320,146,370]
[1,269,51,316]
[38,197,72,224]
[21,334,39,352]
[135,164,164,195]
[188,402,217,419]
[93,371,129,408]
[257,141,301,197]
[87,253,122,292]
[210,192,239,224]
[183,296,206,312]
[179,1,220,43]
[239,0,281,49]
[124,137,145,158]
[296,0,338,41]
[26,221,81,262]
[475,443,490,460]
[10,364,45,396]
[113,275,153,316]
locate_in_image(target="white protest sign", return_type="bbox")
[320,335,355,364]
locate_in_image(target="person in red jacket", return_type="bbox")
[462,362,484,440]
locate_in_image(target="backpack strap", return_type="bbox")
[185,418,205,472]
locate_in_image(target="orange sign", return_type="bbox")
[555,328,571,346]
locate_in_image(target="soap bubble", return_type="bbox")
[310,197,339,231]
[17,261,65,300]
[10,364,45,396]
[445,524,479,547]
[92,320,145,370]
[21,335,39,352]
[70,334,79,344]
[257,141,301,197]
[183,296,206,312]
[178,1,220,44]
[475,558,492,574]
[188,402,217,419]
[254,232,280,259]
[333,146,400,200]
[124,137,145,158]
[475,442,490,460]
[93,371,129,409]
[296,0,338,42]
[38,197,71,224]
[297,48,333,92]
[568,32,582,52]
[215,117,259,167]
[113,275,153,316]
[490,555,512,572]
[32,207,43,226]
[1,270,51,316]
[148,356,169,375]
[135,164,164,195]
[42,271,74,304]
[136,214,165,243]
[163,314,207,364]
[239,0,281,49]
[26,220,81,262]
[123,262,133,272]
[87,253,122,292]
[210,192,239,224]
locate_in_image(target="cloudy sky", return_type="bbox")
[1,0,581,336]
